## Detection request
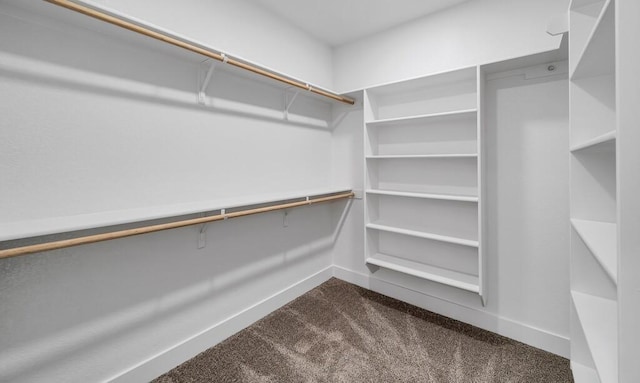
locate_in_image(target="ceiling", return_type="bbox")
[245,0,474,47]
[247,0,476,46]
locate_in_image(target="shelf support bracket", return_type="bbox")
[284,89,300,120]
[197,211,209,249]
[198,60,217,105]
[198,223,208,249]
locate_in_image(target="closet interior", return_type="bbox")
[0,0,638,382]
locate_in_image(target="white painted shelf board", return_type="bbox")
[571,0,614,80]
[366,253,479,293]
[570,130,616,152]
[571,361,601,383]
[571,291,618,383]
[571,219,617,283]
[366,222,479,248]
[366,189,478,203]
[366,154,478,159]
[571,0,607,10]
[366,67,477,97]
[366,109,477,126]
[0,187,352,241]
[13,0,348,105]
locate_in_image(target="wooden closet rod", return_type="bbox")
[44,0,355,105]
[0,192,354,260]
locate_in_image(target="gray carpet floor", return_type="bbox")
[154,278,573,382]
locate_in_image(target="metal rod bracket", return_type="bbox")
[284,90,301,120]
[198,213,209,249]
[198,60,217,105]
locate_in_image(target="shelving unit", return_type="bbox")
[363,66,484,301]
[569,0,620,381]
[570,219,617,282]
[572,291,618,383]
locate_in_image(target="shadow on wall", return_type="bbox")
[0,200,352,381]
[0,1,333,130]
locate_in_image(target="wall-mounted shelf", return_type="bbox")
[40,0,354,105]
[571,291,617,383]
[366,154,477,159]
[366,253,479,293]
[366,223,479,248]
[0,187,352,242]
[365,189,478,203]
[365,109,477,126]
[570,130,615,152]
[571,219,617,283]
[570,0,614,80]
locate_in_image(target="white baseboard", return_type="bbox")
[108,266,334,383]
[332,265,570,358]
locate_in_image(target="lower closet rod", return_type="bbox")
[0,191,354,260]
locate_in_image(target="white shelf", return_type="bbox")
[571,361,601,383]
[366,109,477,126]
[366,154,478,159]
[366,223,479,248]
[571,0,614,80]
[366,253,479,293]
[10,1,349,106]
[0,187,352,241]
[571,219,617,283]
[571,291,618,383]
[571,130,616,152]
[366,189,478,203]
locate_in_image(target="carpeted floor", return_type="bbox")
[154,278,573,382]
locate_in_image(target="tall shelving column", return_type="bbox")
[568,0,618,382]
[363,67,484,301]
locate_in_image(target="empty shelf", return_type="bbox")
[0,187,352,242]
[366,154,477,159]
[367,222,478,248]
[571,362,601,383]
[571,291,617,383]
[571,0,614,79]
[366,189,478,202]
[366,253,479,292]
[571,219,617,283]
[571,130,616,152]
[366,109,477,126]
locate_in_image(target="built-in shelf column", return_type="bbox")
[569,0,619,381]
[362,67,484,301]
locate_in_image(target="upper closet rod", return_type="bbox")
[44,0,355,106]
[0,191,354,260]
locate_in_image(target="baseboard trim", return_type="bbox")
[108,266,334,383]
[332,265,570,358]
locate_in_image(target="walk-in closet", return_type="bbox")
[1,0,638,382]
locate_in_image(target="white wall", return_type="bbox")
[0,1,344,382]
[93,0,334,90]
[333,0,568,92]
[485,70,570,343]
